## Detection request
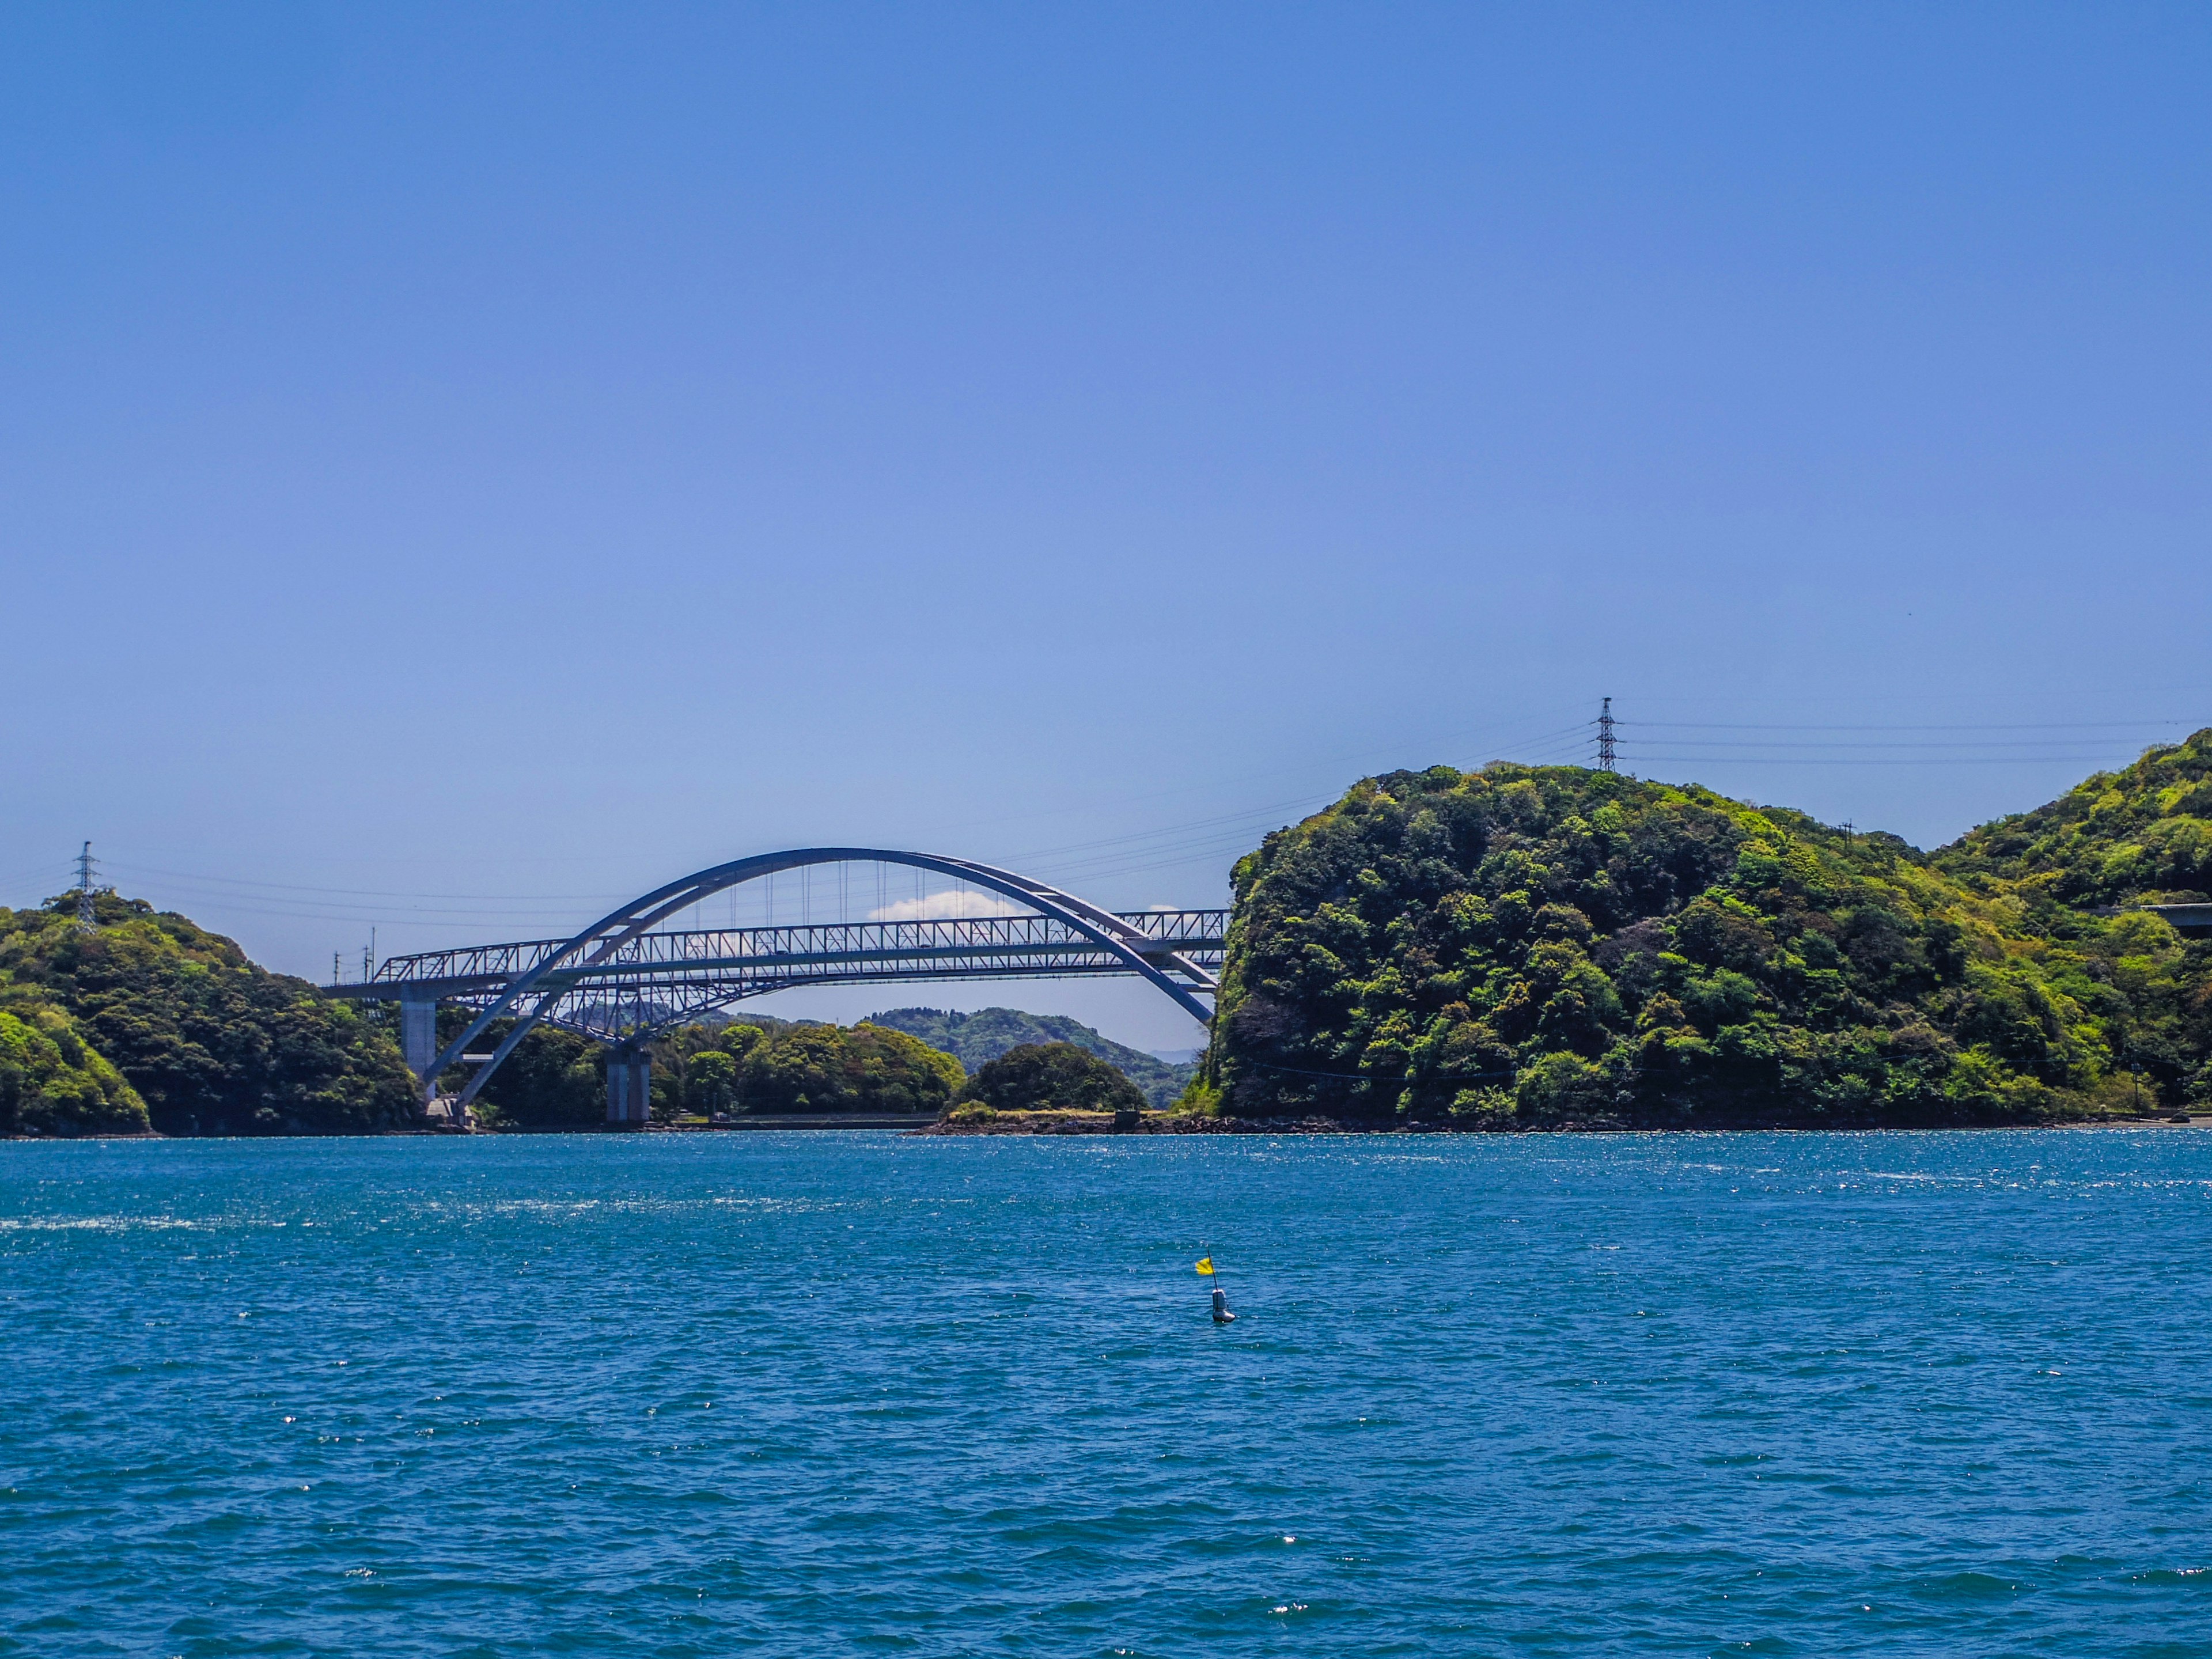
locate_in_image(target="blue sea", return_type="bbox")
[4,1130,2210,1657]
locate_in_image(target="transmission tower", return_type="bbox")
[75,841,97,933]
[1596,698,1617,772]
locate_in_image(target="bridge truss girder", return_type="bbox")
[351,912,1226,1045]
[326,848,1226,1109]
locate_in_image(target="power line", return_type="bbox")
[1585,711,2189,779]
[1627,719,2188,733]
[1618,737,2174,752]
[1632,755,2161,768]
[103,861,631,904]
[84,707,1606,927]
[51,712,2192,955]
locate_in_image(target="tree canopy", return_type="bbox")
[957,1041,1146,1114]
[1203,740,2212,1128]
[736,1021,964,1114]
[1933,728,2212,905]
[0,1001,150,1137]
[1,893,419,1135]
[437,1010,963,1127]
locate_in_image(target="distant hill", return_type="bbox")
[700,1009,800,1037]
[864,1006,1195,1107]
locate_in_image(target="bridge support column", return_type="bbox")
[400,995,439,1092]
[607,1050,653,1126]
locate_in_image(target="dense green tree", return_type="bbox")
[687,1048,738,1113]
[1,894,419,1135]
[957,1041,1146,1114]
[0,999,150,1136]
[1203,744,2212,1127]
[645,1020,770,1116]
[639,1020,780,1118]
[738,1021,963,1114]
[718,1023,769,1057]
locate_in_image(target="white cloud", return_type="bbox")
[866,891,1029,922]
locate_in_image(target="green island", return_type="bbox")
[5,732,2209,1137]
[1183,729,2212,1130]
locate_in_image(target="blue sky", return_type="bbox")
[5,3,2209,1050]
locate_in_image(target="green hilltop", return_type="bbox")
[1198,730,2212,1127]
[1,892,419,1137]
[1931,735,2212,904]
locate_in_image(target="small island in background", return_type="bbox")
[5,731,2209,1138]
[863,1007,1194,1107]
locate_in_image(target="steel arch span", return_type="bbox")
[330,849,1224,1111]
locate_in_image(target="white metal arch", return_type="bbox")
[427,848,1217,1107]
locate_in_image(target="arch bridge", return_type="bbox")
[323,848,1224,1124]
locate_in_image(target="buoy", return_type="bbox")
[1197,1252,1236,1323]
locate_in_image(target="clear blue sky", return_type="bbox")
[5,3,2209,1050]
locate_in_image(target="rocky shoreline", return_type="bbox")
[912,1109,2205,1137]
[910,1110,1364,1135]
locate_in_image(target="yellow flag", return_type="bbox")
[1195,1257,1214,1275]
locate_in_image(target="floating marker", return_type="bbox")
[1198,1252,1235,1323]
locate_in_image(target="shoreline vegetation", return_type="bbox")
[5,732,2209,1139]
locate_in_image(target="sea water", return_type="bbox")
[3,1130,2208,1657]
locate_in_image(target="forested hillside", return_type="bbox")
[1933,729,2212,904]
[0,998,150,1137]
[0,893,421,1135]
[866,1006,1194,1107]
[1201,737,2212,1128]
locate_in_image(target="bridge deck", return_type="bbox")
[323,910,1229,1043]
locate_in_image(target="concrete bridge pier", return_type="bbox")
[607,1049,653,1126]
[400,995,439,1091]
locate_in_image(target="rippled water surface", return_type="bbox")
[5,1130,2210,1656]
